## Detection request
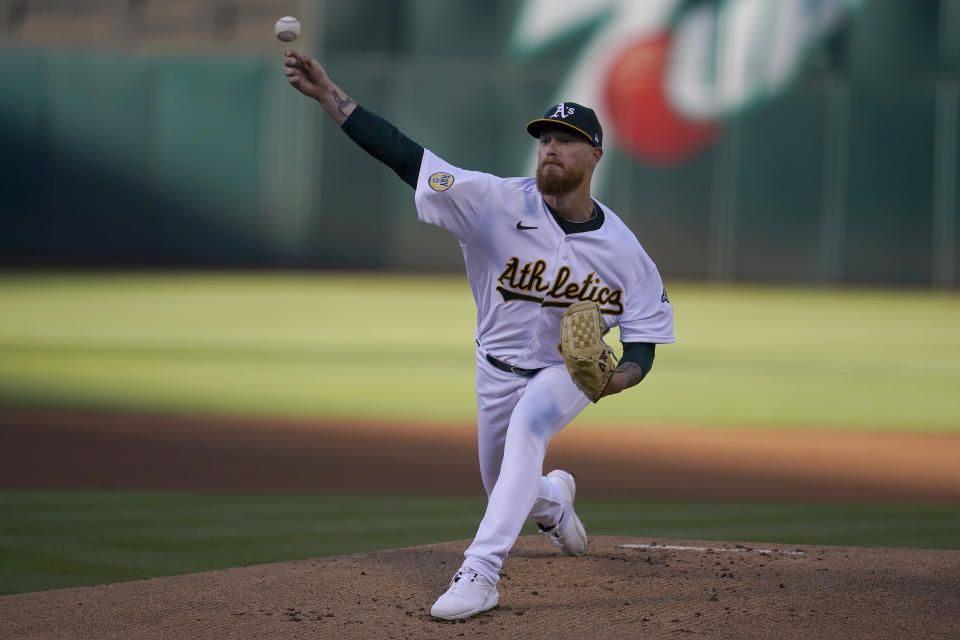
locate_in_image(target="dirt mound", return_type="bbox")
[1,536,958,640]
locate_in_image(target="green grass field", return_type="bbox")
[2,489,957,596]
[1,272,958,595]
[1,271,958,430]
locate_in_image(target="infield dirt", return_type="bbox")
[2,410,959,501]
[2,410,959,639]
[1,535,958,639]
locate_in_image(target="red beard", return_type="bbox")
[536,161,586,196]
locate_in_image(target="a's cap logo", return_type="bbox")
[429,172,455,192]
[551,103,574,119]
[661,288,670,304]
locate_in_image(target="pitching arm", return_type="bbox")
[283,49,423,188]
[283,49,358,124]
[340,107,424,189]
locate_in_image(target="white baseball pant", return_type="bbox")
[462,348,591,583]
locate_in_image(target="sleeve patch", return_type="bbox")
[428,172,455,192]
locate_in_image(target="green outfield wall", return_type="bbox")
[0,0,958,286]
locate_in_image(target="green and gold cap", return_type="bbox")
[526,102,602,147]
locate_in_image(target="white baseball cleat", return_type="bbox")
[540,470,588,556]
[430,567,499,620]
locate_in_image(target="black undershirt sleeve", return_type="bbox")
[340,105,425,189]
[619,342,655,382]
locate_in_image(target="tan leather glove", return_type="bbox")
[559,301,617,402]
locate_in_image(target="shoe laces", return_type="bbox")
[451,569,485,590]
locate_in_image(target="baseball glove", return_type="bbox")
[560,301,617,402]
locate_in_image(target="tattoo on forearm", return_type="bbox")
[331,90,356,117]
[614,362,646,390]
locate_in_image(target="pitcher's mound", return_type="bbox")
[1,536,958,639]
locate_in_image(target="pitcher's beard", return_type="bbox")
[536,162,585,196]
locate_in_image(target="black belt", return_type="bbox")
[485,353,543,377]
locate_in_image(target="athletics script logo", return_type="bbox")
[496,256,624,315]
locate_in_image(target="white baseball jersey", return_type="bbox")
[415,149,675,368]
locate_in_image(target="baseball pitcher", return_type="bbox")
[283,48,675,621]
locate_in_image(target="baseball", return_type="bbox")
[274,16,300,42]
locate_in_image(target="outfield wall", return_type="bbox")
[0,0,957,286]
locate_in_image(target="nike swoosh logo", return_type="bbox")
[516,222,538,230]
